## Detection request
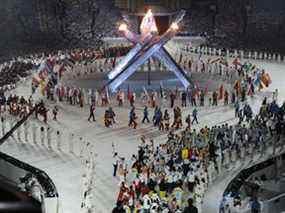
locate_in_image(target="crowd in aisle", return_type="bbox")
[112,96,285,212]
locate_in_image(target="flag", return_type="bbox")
[195,81,200,97]
[265,73,272,84]
[210,57,221,64]
[218,84,224,100]
[260,72,271,87]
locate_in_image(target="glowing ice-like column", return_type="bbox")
[106,9,191,92]
[109,42,163,92]
[109,28,176,92]
[154,47,192,88]
[108,33,155,80]
[108,44,141,80]
[108,10,158,80]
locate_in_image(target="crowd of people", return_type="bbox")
[0,58,34,89]
[0,90,54,124]
[45,54,271,132]
[0,42,280,213]
[112,95,285,212]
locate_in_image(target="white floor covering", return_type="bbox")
[0,59,284,213]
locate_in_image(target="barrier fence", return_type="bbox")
[182,45,285,63]
[0,151,59,213]
[221,149,285,213]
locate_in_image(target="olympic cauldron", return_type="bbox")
[106,9,193,92]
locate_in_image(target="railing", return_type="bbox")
[261,192,285,213]
[223,157,277,197]
[0,151,59,213]
[0,103,59,213]
[182,45,285,63]
[0,105,37,146]
[222,151,285,213]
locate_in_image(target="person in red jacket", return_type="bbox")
[140,182,150,197]
[117,182,128,203]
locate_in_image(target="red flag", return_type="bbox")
[218,84,224,100]
[195,81,200,97]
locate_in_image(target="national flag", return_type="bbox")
[218,84,224,100]
[260,72,271,87]
[210,57,221,64]
[265,73,272,84]
[195,81,200,97]
[244,63,253,72]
